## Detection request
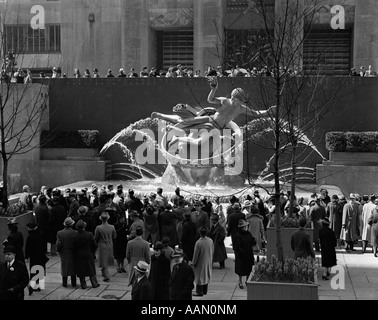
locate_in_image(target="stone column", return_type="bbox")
[193,0,225,72]
[122,0,150,71]
[353,0,378,72]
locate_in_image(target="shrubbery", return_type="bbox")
[41,130,100,148]
[326,132,378,152]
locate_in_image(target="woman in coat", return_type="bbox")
[72,220,99,289]
[181,212,197,262]
[94,212,117,281]
[368,205,378,257]
[327,195,343,246]
[25,223,48,295]
[319,217,337,280]
[113,215,128,273]
[149,242,171,300]
[245,206,266,252]
[209,214,227,269]
[233,219,255,289]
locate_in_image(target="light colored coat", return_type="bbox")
[362,202,376,241]
[56,227,78,276]
[94,223,117,268]
[341,201,359,242]
[126,236,151,286]
[192,236,213,286]
[246,213,265,251]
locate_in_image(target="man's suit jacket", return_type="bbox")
[0,260,29,300]
[131,275,152,300]
[291,228,315,259]
[169,261,194,300]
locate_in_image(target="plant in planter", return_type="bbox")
[247,255,318,300]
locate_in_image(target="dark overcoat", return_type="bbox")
[233,229,255,276]
[0,259,29,300]
[71,230,97,278]
[35,204,50,239]
[169,261,194,300]
[368,210,378,246]
[209,222,227,263]
[47,204,67,244]
[7,231,25,262]
[327,202,343,239]
[25,228,48,270]
[291,228,315,259]
[56,227,78,276]
[149,254,171,300]
[181,219,197,261]
[113,221,128,260]
[309,203,326,242]
[319,225,337,268]
[159,209,178,247]
[227,210,245,238]
[131,275,153,300]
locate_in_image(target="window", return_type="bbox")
[156,30,194,70]
[5,25,61,54]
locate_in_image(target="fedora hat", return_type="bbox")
[349,193,356,199]
[63,217,75,227]
[3,245,16,254]
[100,212,110,221]
[211,214,220,221]
[134,261,149,274]
[153,241,163,251]
[77,206,89,215]
[172,248,184,258]
[238,219,249,228]
[243,200,253,208]
[129,210,139,217]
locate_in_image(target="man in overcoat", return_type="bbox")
[0,246,29,300]
[192,227,213,297]
[131,261,153,300]
[341,193,360,251]
[149,241,171,300]
[56,217,78,287]
[209,214,227,269]
[309,197,326,251]
[291,217,316,259]
[169,248,194,300]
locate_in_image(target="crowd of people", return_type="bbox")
[1,184,377,300]
[3,62,376,84]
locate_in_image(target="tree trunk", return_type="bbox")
[289,142,297,218]
[2,157,9,210]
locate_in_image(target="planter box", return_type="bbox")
[246,281,318,300]
[266,227,313,260]
[0,211,35,262]
[41,148,99,160]
[328,151,378,165]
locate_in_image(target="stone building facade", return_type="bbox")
[4,0,378,76]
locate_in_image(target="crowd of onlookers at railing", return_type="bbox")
[1,63,377,85]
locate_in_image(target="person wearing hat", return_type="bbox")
[126,226,151,287]
[92,68,100,78]
[68,192,80,222]
[114,215,129,273]
[4,219,25,263]
[226,202,246,246]
[0,246,29,300]
[192,226,213,297]
[142,198,159,246]
[94,212,117,282]
[326,195,343,248]
[106,69,115,78]
[193,200,209,241]
[361,195,377,254]
[242,200,253,215]
[209,214,227,269]
[118,68,127,78]
[245,202,266,253]
[181,212,197,262]
[131,261,152,300]
[156,187,168,208]
[233,219,256,289]
[56,217,78,287]
[25,222,48,295]
[72,220,100,289]
[159,204,179,248]
[47,194,68,257]
[149,241,171,300]
[171,187,183,208]
[124,189,144,222]
[309,196,326,252]
[34,194,49,253]
[319,217,337,280]
[128,210,145,241]
[368,201,378,257]
[169,248,194,300]
[341,193,359,252]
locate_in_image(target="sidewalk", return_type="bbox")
[24,238,378,301]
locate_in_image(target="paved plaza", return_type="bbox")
[24,237,378,301]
